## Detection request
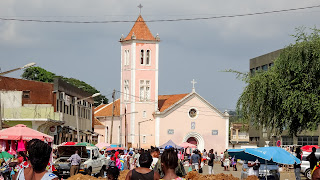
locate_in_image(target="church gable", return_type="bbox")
[156,92,227,118]
[158,93,189,112]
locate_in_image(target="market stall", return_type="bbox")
[0,124,53,154]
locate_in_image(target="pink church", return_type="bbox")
[94,15,229,153]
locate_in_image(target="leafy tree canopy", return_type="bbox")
[236,27,320,136]
[22,66,108,106]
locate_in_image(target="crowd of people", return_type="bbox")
[96,146,241,180]
[7,139,320,180]
[90,146,222,180]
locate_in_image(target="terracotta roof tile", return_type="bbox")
[94,99,120,117]
[94,118,104,126]
[94,104,106,111]
[158,93,189,112]
[123,15,156,41]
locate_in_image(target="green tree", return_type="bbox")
[21,66,108,106]
[236,27,320,136]
[21,66,55,82]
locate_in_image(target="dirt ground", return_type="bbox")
[65,164,307,180]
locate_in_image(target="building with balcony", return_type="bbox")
[0,76,95,144]
[229,123,256,149]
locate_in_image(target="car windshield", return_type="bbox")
[243,163,278,170]
[260,164,278,170]
[87,150,91,158]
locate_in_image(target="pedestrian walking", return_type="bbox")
[125,151,160,180]
[208,149,215,175]
[307,147,318,171]
[13,139,58,180]
[202,149,207,165]
[294,147,302,180]
[223,149,230,171]
[248,159,260,177]
[150,147,160,170]
[107,166,120,180]
[190,150,201,171]
[68,150,81,176]
[160,148,186,180]
[231,156,237,171]
[220,152,224,167]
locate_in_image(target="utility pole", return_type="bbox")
[124,106,127,148]
[109,89,115,144]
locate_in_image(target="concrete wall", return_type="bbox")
[249,49,282,69]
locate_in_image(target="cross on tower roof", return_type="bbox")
[191,79,197,92]
[138,4,143,15]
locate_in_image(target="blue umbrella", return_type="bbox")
[228,147,300,165]
[228,149,268,163]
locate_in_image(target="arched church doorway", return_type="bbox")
[183,132,205,151]
[187,137,198,146]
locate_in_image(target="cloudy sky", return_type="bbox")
[1,0,319,111]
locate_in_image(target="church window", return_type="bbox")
[146,50,150,65]
[124,50,127,66]
[189,108,198,119]
[140,86,145,101]
[139,80,151,101]
[143,111,146,118]
[145,80,150,101]
[125,50,130,66]
[140,50,144,64]
[124,80,129,101]
[143,135,146,143]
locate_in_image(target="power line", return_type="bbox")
[0,4,319,24]
[115,90,232,117]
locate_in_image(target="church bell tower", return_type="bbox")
[120,15,160,148]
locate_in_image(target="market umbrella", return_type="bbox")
[60,142,76,146]
[159,140,183,149]
[76,142,95,146]
[105,147,125,151]
[301,145,319,152]
[0,151,13,159]
[179,142,197,148]
[95,142,111,150]
[0,124,53,142]
[228,147,301,165]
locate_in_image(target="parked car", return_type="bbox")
[53,145,108,179]
[241,162,280,180]
[300,150,320,179]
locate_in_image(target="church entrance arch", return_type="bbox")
[183,132,205,151]
[187,137,197,145]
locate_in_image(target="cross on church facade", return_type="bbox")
[138,4,143,14]
[191,79,197,92]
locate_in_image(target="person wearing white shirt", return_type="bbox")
[248,159,260,177]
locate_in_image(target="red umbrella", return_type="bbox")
[301,145,319,152]
[0,124,53,142]
[60,142,76,146]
